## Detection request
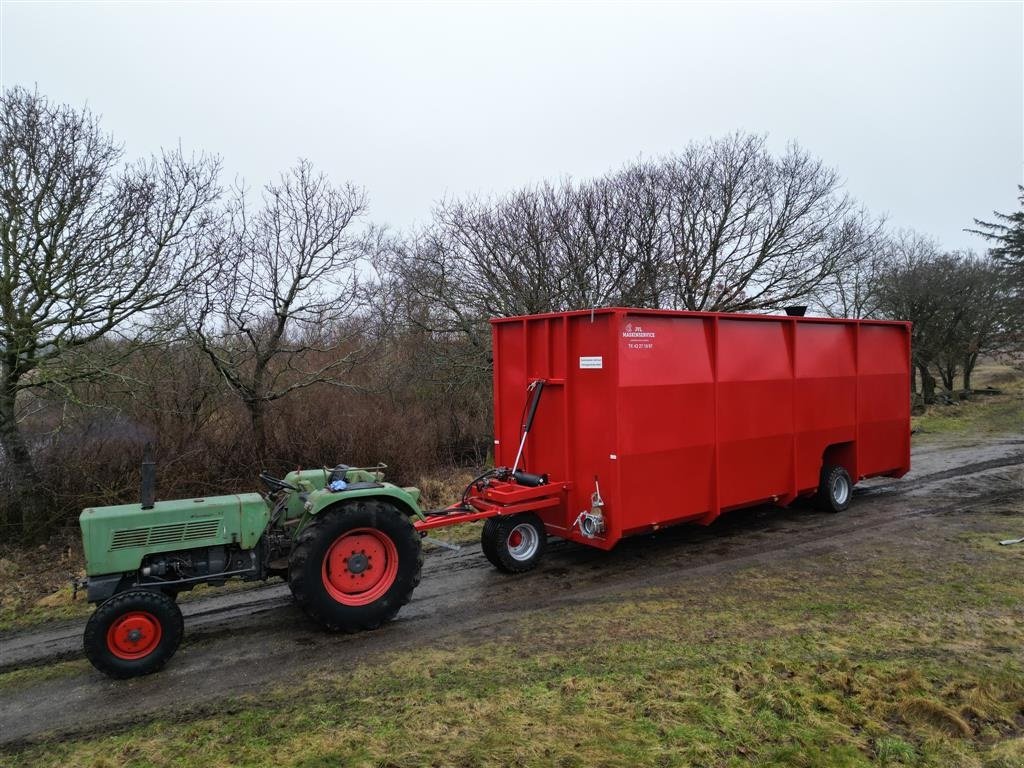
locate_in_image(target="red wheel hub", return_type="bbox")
[106,611,162,660]
[508,529,524,548]
[322,528,399,606]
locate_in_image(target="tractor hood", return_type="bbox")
[79,493,270,576]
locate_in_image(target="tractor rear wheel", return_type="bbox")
[83,589,184,679]
[481,513,547,573]
[288,500,422,632]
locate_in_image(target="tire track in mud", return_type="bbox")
[0,439,1021,746]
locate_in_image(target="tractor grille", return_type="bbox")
[109,518,223,550]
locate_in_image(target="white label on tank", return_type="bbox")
[579,356,603,369]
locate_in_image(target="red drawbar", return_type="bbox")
[414,479,568,532]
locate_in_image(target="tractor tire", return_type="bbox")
[816,464,853,513]
[288,499,422,632]
[481,513,547,574]
[83,589,184,679]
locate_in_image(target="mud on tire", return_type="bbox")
[816,464,853,513]
[83,589,184,679]
[481,513,547,574]
[288,500,422,632]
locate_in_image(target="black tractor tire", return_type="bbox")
[288,499,422,632]
[83,589,184,679]
[481,513,547,574]
[816,464,853,513]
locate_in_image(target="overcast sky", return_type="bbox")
[2,1,1021,250]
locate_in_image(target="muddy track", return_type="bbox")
[0,437,1021,748]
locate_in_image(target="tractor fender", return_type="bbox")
[303,485,424,523]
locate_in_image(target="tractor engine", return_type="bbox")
[139,545,259,585]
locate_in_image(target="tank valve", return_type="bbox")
[576,477,606,538]
[578,511,605,538]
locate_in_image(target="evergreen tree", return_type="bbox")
[967,186,1024,276]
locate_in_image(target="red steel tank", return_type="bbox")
[487,307,911,550]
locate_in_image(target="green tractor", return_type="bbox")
[78,458,426,678]
[79,380,562,679]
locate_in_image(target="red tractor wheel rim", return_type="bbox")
[106,611,162,660]
[322,528,399,606]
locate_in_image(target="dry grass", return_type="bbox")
[0,528,91,631]
[913,361,1023,442]
[416,468,487,546]
[900,698,974,738]
[415,468,476,511]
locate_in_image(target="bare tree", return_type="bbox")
[0,87,221,536]
[931,254,1010,391]
[658,134,881,312]
[390,133,880,389]
[814,226,889,319]
[873,233,972,401]
[186,160,371,460]
[552,164,666,309]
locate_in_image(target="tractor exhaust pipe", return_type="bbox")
[140,443,156,510]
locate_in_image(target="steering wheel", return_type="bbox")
[259,472,298,493]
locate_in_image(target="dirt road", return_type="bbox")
[1,436,1021,747]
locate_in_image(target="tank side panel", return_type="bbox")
[794,323,857,491]
[717,319,795,508]
[857,324,912,477]
[616,313,715,532]
[563,313,618,546]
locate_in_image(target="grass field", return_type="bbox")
[3,500,1021,768]
[911,362,1023,442]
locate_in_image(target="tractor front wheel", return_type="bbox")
[83,589,184,679]
[288,500,422,632]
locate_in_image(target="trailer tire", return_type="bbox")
[289,500,422,632]
[817,464,853,513]
[481,513,547,574]
[83,589,184,679]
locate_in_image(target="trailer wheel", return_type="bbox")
[289,500,422,632]
[817,464,853,513]
[83,589,184,679]
[481,513,547,573]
